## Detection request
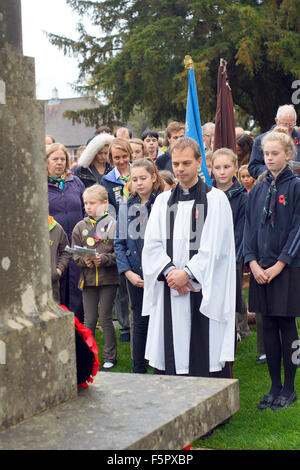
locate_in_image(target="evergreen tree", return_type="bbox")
[47,0,300,131]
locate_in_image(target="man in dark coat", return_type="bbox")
[156,121,185,173]
[248,105,300,179]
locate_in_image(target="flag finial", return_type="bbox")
[220,58,227,68]
[184,55,194,70]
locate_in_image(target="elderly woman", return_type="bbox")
[101,138,132,342]
[72,133,114,187]
[47,143,85,321]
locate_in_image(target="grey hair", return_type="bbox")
[276,104,297,121]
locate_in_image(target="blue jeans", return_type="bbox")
[127,282,149,373]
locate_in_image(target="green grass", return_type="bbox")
[95,323,300,450]
[95,328,133,373]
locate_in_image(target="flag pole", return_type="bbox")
[184,55,212,185]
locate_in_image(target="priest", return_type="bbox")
[141,137,236,377]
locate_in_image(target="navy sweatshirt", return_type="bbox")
[226,179,248,264]
[214,177,248,264]
[244,166,300,268]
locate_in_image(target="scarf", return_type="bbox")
[48,172,68,191]
[262,165,293,228]
[225,176,246,200]
[118,174,130,199]
[88,212,109,226]
[48,215,57,231]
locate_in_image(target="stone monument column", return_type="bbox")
[0,0,77,431]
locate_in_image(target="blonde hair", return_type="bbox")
[108,138,132,165]
[254,170,267,185]
[212,147,237,166]
[238,164,249,177]
[261,127,297,160]
[83,184,108,202]
[205,149,213,162]
[46,143,71,171]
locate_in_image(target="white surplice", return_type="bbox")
[141,186,236,374]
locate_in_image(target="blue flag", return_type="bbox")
[185,68,212,186]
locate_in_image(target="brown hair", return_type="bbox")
[129,138,149,157]
[46,143,71,172]
[165,121,185,139]
[45,135,55,144]
[159,170,176,187]
[108,138,132,165]
[130,158,165,193]
[170,136,201,160]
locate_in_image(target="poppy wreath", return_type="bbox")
[60,305,100,387]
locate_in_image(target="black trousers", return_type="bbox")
[127,282,149,373]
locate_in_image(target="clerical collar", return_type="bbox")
[178,179,199,200]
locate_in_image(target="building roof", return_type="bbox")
[44,94,101,148]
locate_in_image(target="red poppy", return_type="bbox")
[279,195,287,205]
[94,236,100,243]
[295,138,299,146]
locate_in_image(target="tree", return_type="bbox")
[47,0,300,132]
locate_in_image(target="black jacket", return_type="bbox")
[248,127,300,179]
[224,177,248,264]
[71,162,112,188]
[155,149,174,174]
[244,166,300,268]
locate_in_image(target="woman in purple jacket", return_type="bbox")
[47,143,85,321]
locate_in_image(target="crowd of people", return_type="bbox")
[45,103,300,412]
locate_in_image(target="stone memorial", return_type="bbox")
[0,0,77,431]
[0,372,239,450]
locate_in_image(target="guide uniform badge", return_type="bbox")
[86,237,95,247]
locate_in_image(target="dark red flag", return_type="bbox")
[213,59,236,153]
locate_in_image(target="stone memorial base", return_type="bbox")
[0,306,78,431]
[0,372,239,450]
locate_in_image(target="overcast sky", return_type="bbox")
[21,0,81,100]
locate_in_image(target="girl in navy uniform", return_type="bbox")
[212,148,249,339]
[101,138,132,342]
[114,158,164,373]
[244,128,300,411]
